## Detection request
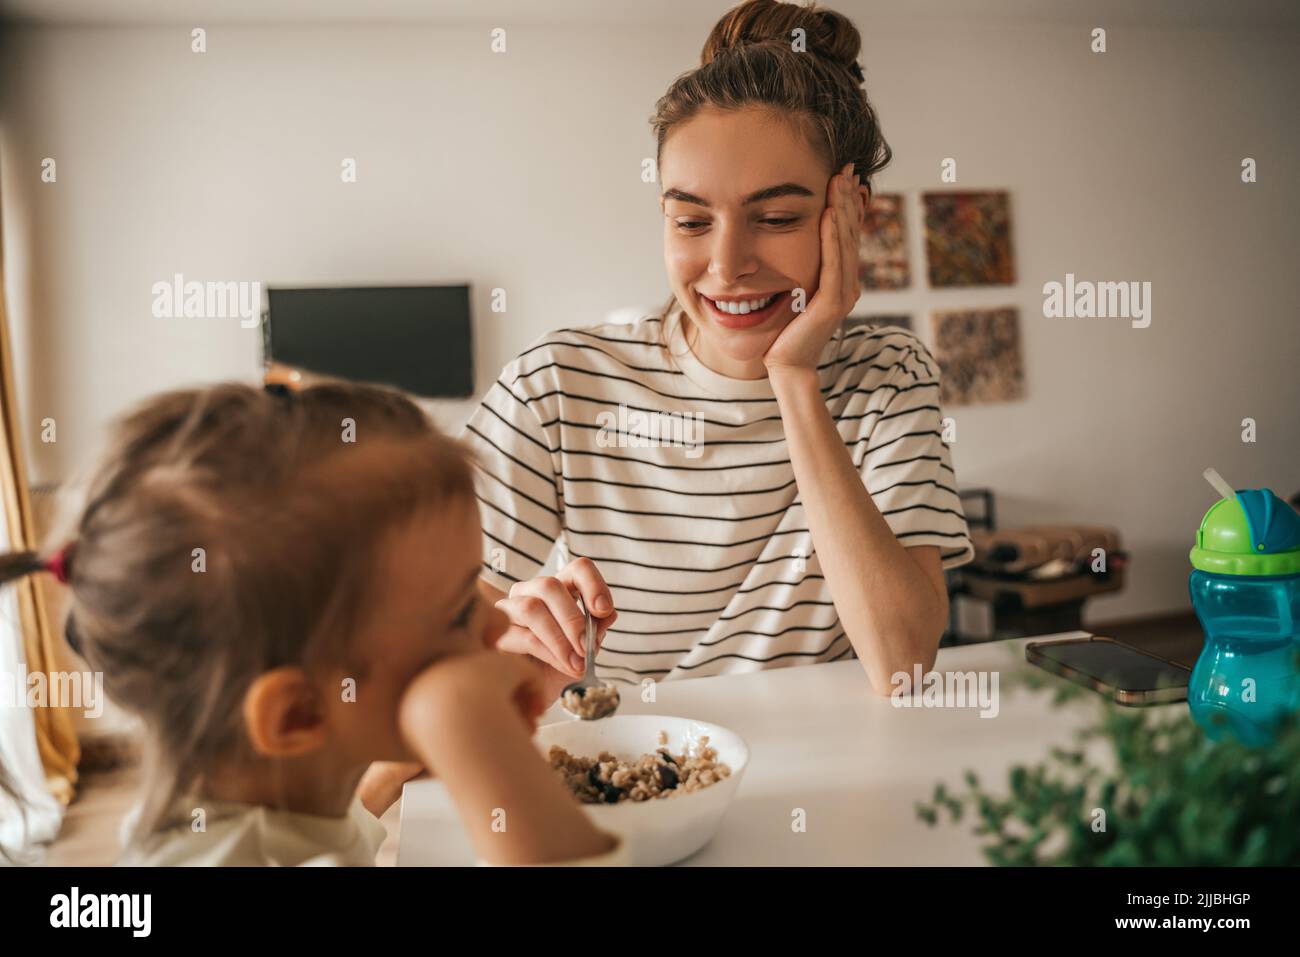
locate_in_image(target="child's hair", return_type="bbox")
[0,380,475,849]
[649,0,892,326]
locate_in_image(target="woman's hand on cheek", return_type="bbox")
[763,163,864,373]
[490,557,618,702]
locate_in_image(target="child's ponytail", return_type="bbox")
[0,550,51,585]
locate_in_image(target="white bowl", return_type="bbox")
[535,714,749,866]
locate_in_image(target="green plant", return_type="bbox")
[915,650,1300,865]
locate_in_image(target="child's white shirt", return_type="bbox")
[117,797,388,867]
[117,797,630,866]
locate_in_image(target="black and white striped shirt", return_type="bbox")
[463,310,973,685]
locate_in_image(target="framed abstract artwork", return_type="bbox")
[922,191,1015,287]
[845,314,912,332]
[930,307,1024,406]
[857,192,909,290]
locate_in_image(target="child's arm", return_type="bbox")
[356,761,426,818]
[397,650,618,865]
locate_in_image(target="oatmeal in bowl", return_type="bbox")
[549,729,730,804]
[534,714,749,866]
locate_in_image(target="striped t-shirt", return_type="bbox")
[463,309,973,685]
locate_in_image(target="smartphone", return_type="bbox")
[1025,635,1190,706]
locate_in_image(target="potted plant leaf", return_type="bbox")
[916,655,1300,866]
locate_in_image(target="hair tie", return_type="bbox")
[46,544,74,585]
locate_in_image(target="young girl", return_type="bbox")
[470,0,973,698]
[1,381,624,866]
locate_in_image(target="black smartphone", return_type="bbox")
[1025,635,1190,706]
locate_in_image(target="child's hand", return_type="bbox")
[398,649,550,752]
[357,760,427,818]
[396,648,616,865]
[492,557,618,685]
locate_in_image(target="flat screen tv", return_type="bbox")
[264,285,473,398]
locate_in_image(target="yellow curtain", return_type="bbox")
[0,175,80,805]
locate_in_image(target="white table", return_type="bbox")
[397,631,1171,866]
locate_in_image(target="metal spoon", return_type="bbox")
[559,596,620,720]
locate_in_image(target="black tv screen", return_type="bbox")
[265,285,473,398]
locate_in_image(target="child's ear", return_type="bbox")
[242,667,329,757]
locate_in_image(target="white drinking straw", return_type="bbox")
[1203,467,1237,501]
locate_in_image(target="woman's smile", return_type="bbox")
[698,289,793,330]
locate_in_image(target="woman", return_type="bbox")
[465,0,972,699]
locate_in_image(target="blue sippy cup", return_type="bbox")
[1187,469,1300,746]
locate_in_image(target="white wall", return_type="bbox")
[2,9,1297,623]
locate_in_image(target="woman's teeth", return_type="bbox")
[705,293,781,315]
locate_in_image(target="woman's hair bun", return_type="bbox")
[701,0,864,82]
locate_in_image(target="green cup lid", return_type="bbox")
[1190,488,1300,576]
